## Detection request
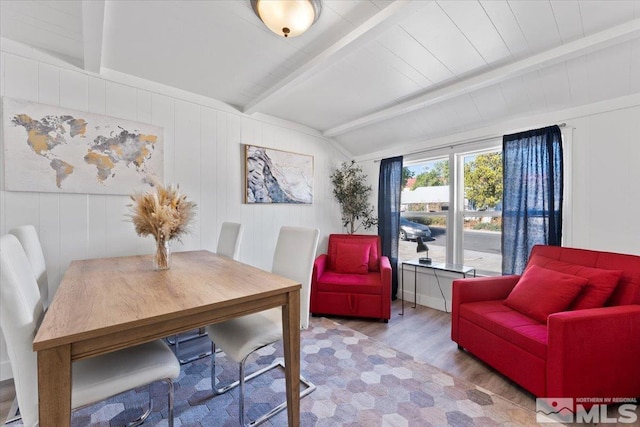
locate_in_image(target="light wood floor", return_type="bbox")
[0,300,536,421]
[340,300,536,410]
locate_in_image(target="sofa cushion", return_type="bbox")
[529,244,640,306]
[459,300,548,360]
[334,242,370,275]
[328,235,380,272]
[527,254,623,310]
[504,265,588,323]
[316,271,382,295]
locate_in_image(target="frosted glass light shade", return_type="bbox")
[251,0,322,38]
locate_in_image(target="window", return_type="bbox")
[461,150,502,273]
[400,157,449,264]
[400,144,503,275]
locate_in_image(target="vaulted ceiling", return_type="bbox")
[2,0,639,158]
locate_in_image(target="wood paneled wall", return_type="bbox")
[0,48,347,379]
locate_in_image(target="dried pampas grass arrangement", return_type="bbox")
[128,177,196,269]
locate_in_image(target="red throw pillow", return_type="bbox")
[334,242,371,275]
[527,254,623,310]
[328,236,379,272]
[504,265,588,323]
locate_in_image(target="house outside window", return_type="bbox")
[400,144,503,275]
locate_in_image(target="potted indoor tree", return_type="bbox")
[330,161,378,234]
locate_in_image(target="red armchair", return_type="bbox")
[311,234,391,322]
[452,245,640,400]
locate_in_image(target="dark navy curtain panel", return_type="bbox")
[502,125,563,275]
[378,156,403,300]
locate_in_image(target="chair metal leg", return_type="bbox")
[5,380,174,426]
[132,379,174,427]
[4,397,20,424]
[210,344,316,427]
[166,378,175,427]
[166,327,207,345]
[131,379,173,427]
[211,343,281,396]
[239,360,246,426]
[125,387,152,427]
[3,392,155,427]
[169,328,212,364]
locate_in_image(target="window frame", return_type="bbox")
[400,127,572,275]
[403,139,503,273]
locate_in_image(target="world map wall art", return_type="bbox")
[245,144,313,204]
[1,97,163,195]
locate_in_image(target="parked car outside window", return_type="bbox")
[400,217,432,241]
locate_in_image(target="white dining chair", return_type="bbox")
[205,225,319,427]
[171,222,244,364]
[0,234,181,427]
[216,222,244,259]
[4,225,50,423]
[8,225,49,309]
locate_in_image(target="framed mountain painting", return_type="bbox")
[245,144,313,204]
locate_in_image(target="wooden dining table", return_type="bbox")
[32,250,302,426]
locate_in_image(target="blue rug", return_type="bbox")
[37,317,536,426]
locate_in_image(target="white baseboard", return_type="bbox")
[400,290,451,313]
[399,266,457,313]
[419,294,451,313]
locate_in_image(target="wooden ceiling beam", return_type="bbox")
[82,0,105,73]
[323,18,640,137]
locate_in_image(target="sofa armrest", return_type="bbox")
[453,275,520,305]
[547,305,640,399]
[310,254,328,314]
[451,275,520,342]
[313,254,327,280]
[379,256,392,319]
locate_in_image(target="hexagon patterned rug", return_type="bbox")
[37,317,538,426]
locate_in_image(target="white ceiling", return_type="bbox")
[2,0,640,158]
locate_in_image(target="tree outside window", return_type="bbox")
[464,152,503,211]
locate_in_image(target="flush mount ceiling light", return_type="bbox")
[251,0,322,38]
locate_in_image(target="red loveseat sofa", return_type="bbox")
[311,234,391,322]
[452,245,640,400]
